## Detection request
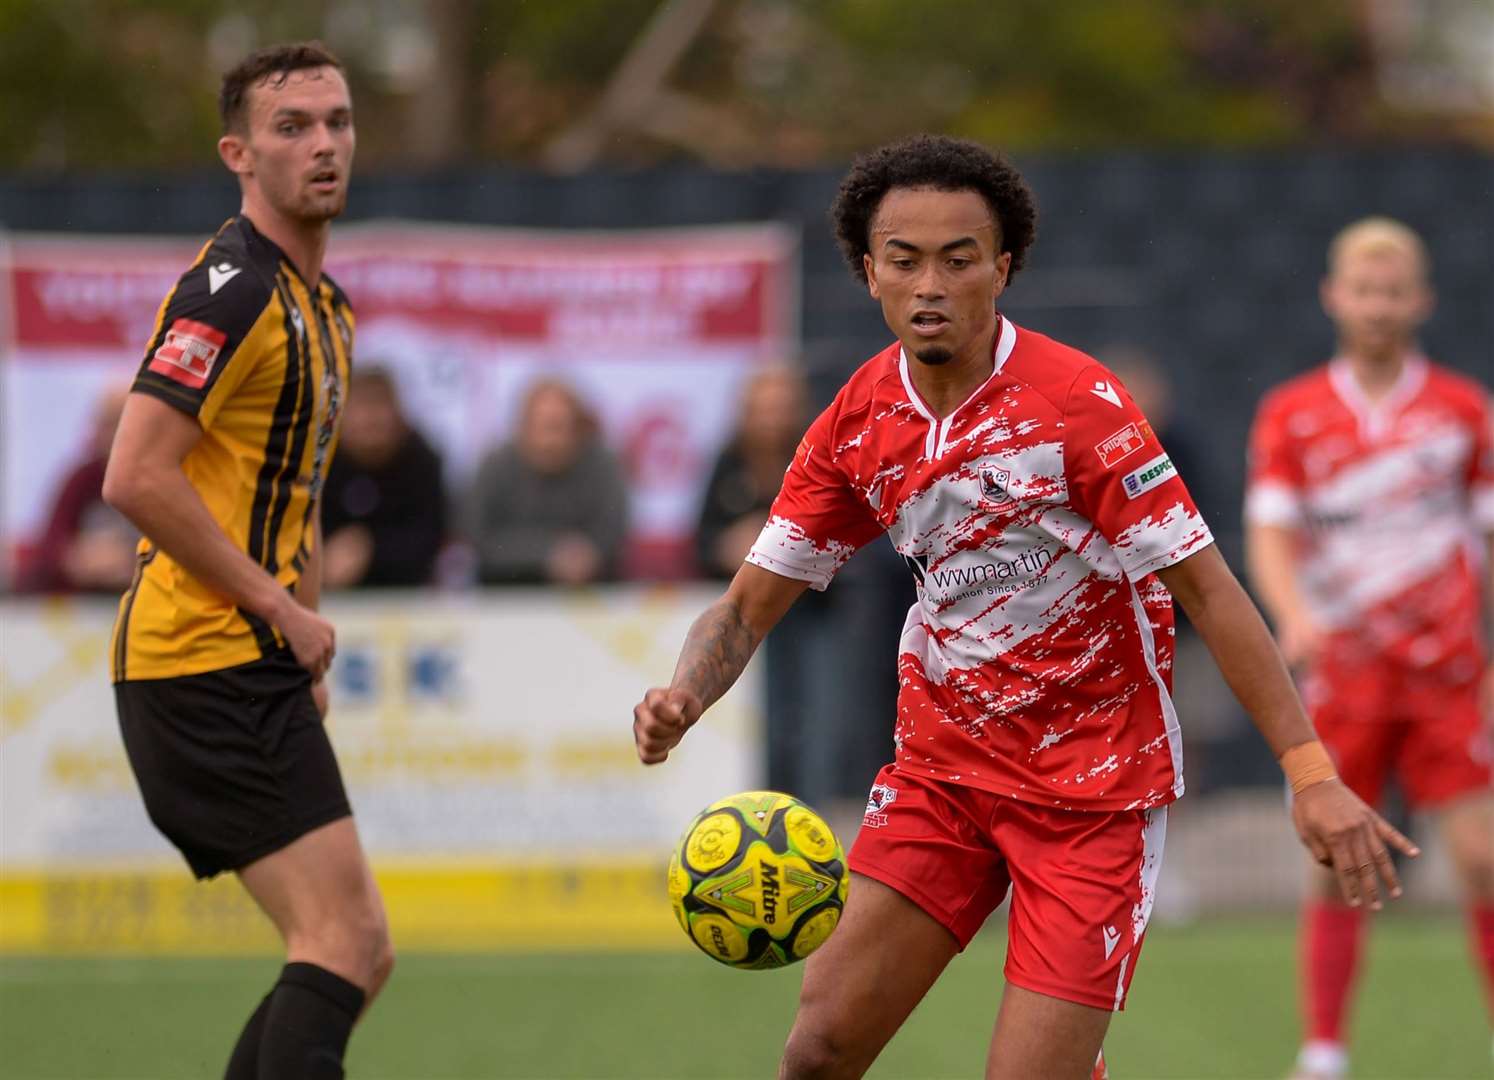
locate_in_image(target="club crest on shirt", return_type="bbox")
[863,783,898,828]
[979,465,1012,504]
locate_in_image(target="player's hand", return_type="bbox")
[311,677,330,719]
[547,534,603,586]
[275,599,337,680]
[323,525,373,589]
[1291,777,1420,910]
[1276,611,1326,668]
[633,686,703,765]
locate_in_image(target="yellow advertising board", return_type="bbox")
[0,588,759,953]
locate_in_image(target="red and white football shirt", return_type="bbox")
[748,319,1215,811]
[1246,356,1494,672]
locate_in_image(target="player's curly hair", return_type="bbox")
[831,135,1038,285]
[219,41,345,134]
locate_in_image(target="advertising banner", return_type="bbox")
[1,222,797,578]
[0,587,761,952]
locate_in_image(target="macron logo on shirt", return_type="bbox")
[207,262,242,294]
[1090,380,1123,408]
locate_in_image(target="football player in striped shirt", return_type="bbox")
[104,41,389,1079]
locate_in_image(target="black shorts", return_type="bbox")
[115,650,352,880]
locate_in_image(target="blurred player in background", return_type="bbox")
[102,42,391,1080]
[633,135,1416,1080]
[1245,218,1494,1080]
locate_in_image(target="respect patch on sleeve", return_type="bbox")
[1121,453,1177,499]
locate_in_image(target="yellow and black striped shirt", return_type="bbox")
[111,215,353,682]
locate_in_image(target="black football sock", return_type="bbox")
[223,991,273,1080]
[256,961,366,1080]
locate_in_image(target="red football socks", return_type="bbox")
[1471,904,1494,1023]
[1301,900,1367,1043]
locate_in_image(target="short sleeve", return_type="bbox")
[1470,386,1494,532]
[1063,365,1214,581]
[745,401,885,590]
[1243,389,1307,528]
[132,243,272,429]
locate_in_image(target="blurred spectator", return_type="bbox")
[1098,345,1256,792]
[695,365,811,577]
[695,365,875,810]
[321,368,447,588]
[21,385,137,593]
[1100,345,1227,539]
[468,378,629,586]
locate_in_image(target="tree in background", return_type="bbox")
[2,0,1488,170]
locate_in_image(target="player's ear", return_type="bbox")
[864,253,880,299]
[993,251,1012,300]
[1318,275,1337,321]
[218,132,250,177]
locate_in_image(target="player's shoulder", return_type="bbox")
[165,217,278,328]
[1001,323,1113,416]
[1254,364,1334,420]
[1421,360,1491,413]
[820,341,903,426]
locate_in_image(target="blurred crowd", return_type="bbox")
[15,350,1252,806]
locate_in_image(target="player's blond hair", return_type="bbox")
[1327,217,1429,279]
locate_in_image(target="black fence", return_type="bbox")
[6,151,1489,795]
[6,149,1490,558]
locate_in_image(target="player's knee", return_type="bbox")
[1454,843,1494,900]
[780,1024,857,1080]
[290,904,391,989]
[370,927,396,991]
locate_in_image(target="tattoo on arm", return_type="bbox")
[672,599,759,710]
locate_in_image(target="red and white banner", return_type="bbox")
[0,222,797,578]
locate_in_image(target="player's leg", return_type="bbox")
[984,985,1111,1080]
[1289,684,1398,1080]
[1438,791,1494,1025]
[229,665,391,1080]
[238,816,395,1000]
[779,765,1010,1078]
[779,873,960,1079]
[986,802,1165,1080]
[117,656,387,1080]
[1400,674,1494,1029]
[227,818,392,1080]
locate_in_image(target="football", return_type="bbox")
[667,790,850,970]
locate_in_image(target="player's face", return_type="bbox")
[227,66,355,224]
[863,187,1011,367]
[1320,248,1432,357]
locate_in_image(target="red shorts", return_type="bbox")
[849,764,1167,1012]
[1304,653,1492,809]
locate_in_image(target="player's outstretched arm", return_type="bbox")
[1244,521,1326,668]
[103,393,336,679]
[1155,545,1420,910]
[632,562,808,765]
[1481,533,1494,721]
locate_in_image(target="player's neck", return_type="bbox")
[906,327,998,418]
[241,201,330,286]
[1340,343,1411,402]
